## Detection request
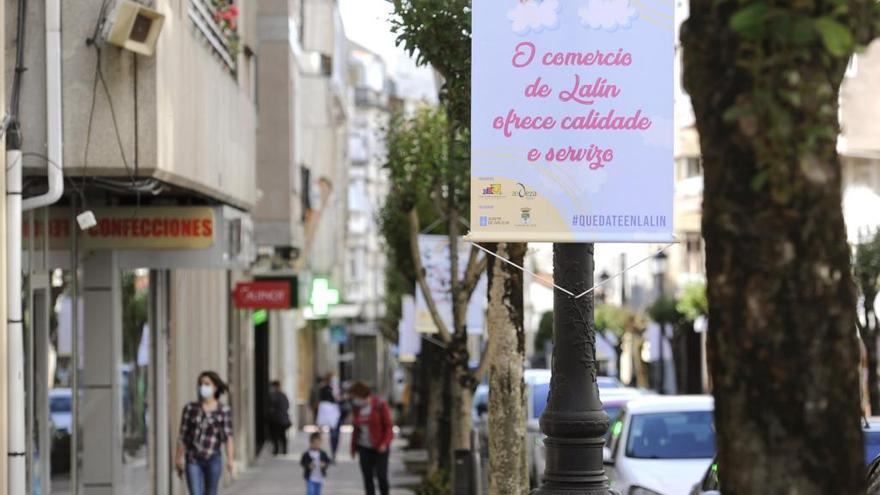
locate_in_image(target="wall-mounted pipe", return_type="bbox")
[22,0,63,211]
[6,145,25,495]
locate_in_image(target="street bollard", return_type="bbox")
[454,449,473,495]
[470,428,483,495]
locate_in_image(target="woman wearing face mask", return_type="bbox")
[175,371,235,495]
[350,381,393,495]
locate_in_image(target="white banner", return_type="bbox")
[398,295,421,363]
[470,0,674,242]
[415,235,487,335]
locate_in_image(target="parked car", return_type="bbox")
[605,395,715,495]
[692,417,880,494]
[530,380,645,488]
[49,388,72,474]
[49,388,72,435]
[472,369,553,490]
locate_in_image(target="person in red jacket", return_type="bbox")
[350,381,393,495]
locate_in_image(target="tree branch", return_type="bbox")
[408,208,453,344]
[462,245,487,297]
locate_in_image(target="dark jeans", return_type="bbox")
[358,446,389,495]
[185,453,222,495]
[329,425,341,460]
[270,422,289,455]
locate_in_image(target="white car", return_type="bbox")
[604,395,715,495]
[530,378,646,488]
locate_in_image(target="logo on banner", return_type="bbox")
[520,208,532,225]
[514,183,538,199]
[481,184,503,196]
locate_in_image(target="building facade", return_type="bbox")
[4,0,261,493]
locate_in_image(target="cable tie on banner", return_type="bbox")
[470,242,676,300]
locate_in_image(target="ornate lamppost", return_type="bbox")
[534,244,619,495]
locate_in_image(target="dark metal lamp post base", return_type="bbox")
[533,244,620,495]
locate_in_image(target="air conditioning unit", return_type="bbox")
[103,1,165,56]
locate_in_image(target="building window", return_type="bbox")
[684,156,702,178]
[682,232,704,275]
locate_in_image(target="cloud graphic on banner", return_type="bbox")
[578,0,638,31]
[508,0,561,35]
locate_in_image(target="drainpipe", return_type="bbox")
[6,133,25,495]
[23,0,63,211]
[7,0,64,492]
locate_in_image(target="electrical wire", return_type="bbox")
[82,0,145,213]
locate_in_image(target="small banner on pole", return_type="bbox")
[470,0,674,243]
[414,235,487,334]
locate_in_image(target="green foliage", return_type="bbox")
[385,108,470,212]
[648,295,683,326]
[595,304,634,338]
[535,311,553,351]
[677,282,708,322]
[414,469,451,495]
[122,272,148,364]
[391,0,472,129]
[720,0,879,204]
[856,231,880,317]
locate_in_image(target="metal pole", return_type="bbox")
[70,200,79,495]
[657,273,666,395]
[534,244,618,495]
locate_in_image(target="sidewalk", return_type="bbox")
[227,429,419,495]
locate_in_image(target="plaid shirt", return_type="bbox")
[178,402,233,461]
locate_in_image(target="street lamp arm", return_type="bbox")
[408,208,453,344]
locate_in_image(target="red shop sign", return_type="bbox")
[233,281,292,309]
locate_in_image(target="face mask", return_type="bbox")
[353,398,367,408]
[199,385,215,400]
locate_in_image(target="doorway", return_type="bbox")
[254,312,270,454]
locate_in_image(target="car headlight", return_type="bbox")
[629,487,665,495]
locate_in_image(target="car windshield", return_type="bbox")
[626,411,715,459]
[597,377,621,389]
[50,396,71,413]
[866,430,880,465]
[532,383,549,420]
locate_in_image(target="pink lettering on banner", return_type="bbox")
[558,75,622,106]
[512,42,536,68]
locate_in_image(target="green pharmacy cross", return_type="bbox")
[310,278,339,317]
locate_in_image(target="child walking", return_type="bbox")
[300,432,331,495]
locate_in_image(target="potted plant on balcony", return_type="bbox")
[211,0,240,56]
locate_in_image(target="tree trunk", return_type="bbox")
[632,334,650,389]
[485,243,528,495]
[683,3,866,492]
[863,321,880,415]
[425,344,443,473]
[449,334,475,454]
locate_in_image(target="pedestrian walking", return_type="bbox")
[316,373,342,460]
[175,371,235,495]
[350,381,393,495]
[300,432,332,495]
[267,380,292,455]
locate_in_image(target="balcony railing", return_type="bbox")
[188,0,239,73]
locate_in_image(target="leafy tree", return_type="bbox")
[677,282,708,322]
[682,2,878,491]
[595,304,637,381]
[535,311,553,353]
[391,2,529,490]
[857,231,880,414]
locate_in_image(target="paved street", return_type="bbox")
[227,430,418,495]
